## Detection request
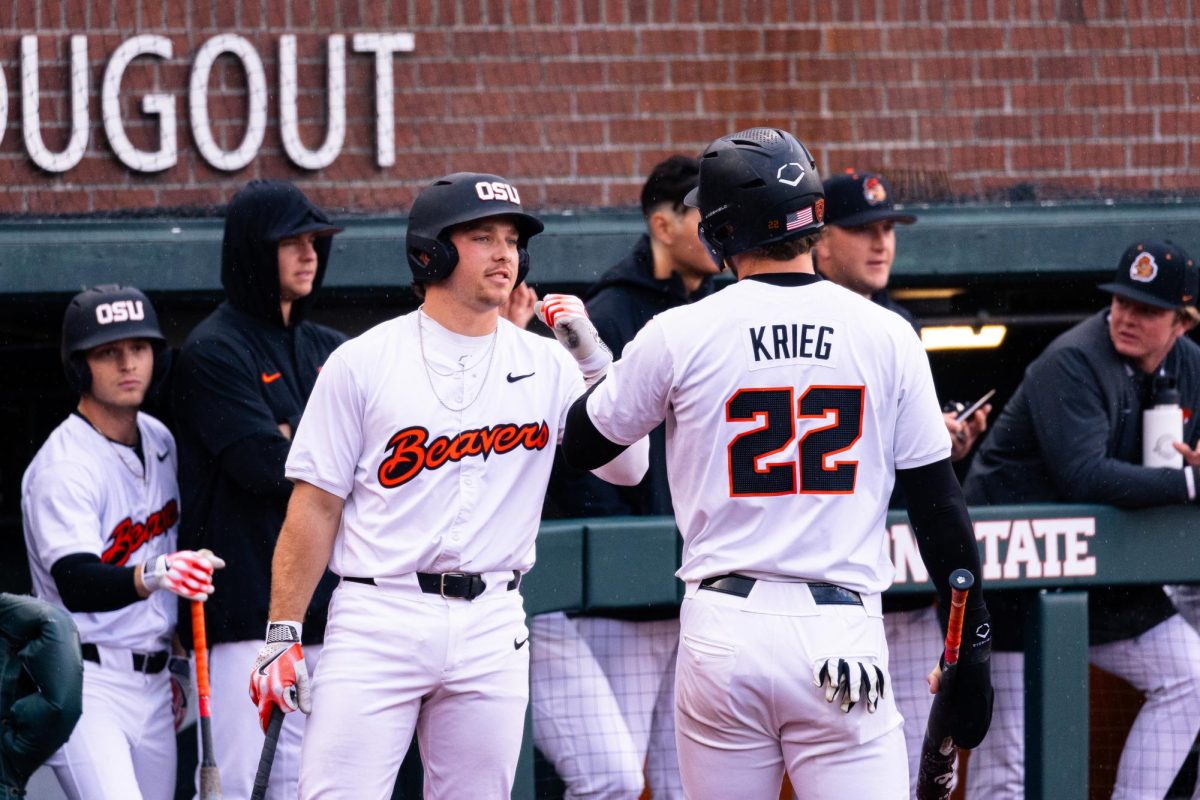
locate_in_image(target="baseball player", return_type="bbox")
[21,286,222,800]
[248,172,648,798]
[548,128,994,797]
[172,179,345,800]
[814,169,991,796]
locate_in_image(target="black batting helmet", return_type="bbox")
[62,285,166,394]
[685,128,825,270]
[406,172,545,285]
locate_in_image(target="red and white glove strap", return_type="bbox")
[249,621,311,732]
[142,550,223,601]
[535,294,613,386]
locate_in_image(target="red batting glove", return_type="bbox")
[534,294,612,386]
[249,622,311,732]
[141,549,225,601]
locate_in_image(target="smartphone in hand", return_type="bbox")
[953,388,996,421]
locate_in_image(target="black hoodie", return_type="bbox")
[172,181,345,646]
[548,235,714,508]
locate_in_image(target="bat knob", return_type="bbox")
[950,569,975,591]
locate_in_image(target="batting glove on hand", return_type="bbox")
[535,294,613,386]
[947,607,993,749]
[813,657,886,713]
[168,655,193,732]
[249,621,311,733]
[141,549,225,601]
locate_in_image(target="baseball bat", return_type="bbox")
[191,600,223,799]
[251,707,285,800]
[915,568,973,800]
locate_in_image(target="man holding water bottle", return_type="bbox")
[963,239,1200,798]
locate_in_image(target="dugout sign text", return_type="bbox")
[4,33,415,174]
[889,516,1099,586]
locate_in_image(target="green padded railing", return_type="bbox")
[507,504,1200,800]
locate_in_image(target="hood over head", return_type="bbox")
[221,179,343,326]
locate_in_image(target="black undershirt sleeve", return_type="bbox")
[561,378,631,471]
[895,458,986,614]
[50,553,143,613]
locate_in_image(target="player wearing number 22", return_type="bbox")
[21,286,223,800]
[249,172,648,798]
[556,129,994,797]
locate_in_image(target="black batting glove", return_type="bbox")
[947,605,993,749]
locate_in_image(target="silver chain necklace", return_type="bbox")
[78,407,146,485]
[416,308,499,413]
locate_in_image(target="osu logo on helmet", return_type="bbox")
[1130,252,1158,283]
[95,300,146,325]
[475,181,521,205]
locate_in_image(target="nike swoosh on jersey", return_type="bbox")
[156,451,169,462]
[261,371,282,384]
[514,636,529,650]
[506,372,535,383]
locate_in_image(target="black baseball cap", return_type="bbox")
[822,170,916,228]
[1099,240,1198,311]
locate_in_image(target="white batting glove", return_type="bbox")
[141,549,226,601]
[249,621,311,732]
[813,657,886,713]
[535,294,613,386]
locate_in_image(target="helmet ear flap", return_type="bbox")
[407,233,459,283]
[64,352,91,395]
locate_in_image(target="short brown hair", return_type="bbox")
[744,231,823,262]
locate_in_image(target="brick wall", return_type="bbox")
[0,0,1197,216]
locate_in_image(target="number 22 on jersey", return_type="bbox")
[725,386,864,497]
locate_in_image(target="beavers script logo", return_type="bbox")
[101,499,180,566]
[378,421,551,488]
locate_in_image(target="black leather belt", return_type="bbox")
[81,642,169,674]
[699,574,862,606]
[344,571,522,601]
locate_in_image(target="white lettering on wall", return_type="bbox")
[22,35,89,173]
[189,34,268,172]
[351,33,416,168]
[13,33,416,174]
[102,35,176,172]
[888,515,1099,585]
[279,35,347,170]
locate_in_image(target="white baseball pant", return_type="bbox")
[969,615,1200,799]
[201,639,322,800]
[46,647,176,800]
[882,604,947,798]
[531,613,682,799]
[674,581,907,799]
[298,575,530,799]
[577,616,682,799]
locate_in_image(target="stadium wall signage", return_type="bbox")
[890,516,1099,585]
[3,33,415,174]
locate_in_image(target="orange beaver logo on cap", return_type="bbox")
[1130,252,1158,283]
[863,177,887,205]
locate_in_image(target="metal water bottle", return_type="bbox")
[1143,375,1183,468]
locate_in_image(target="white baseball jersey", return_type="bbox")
[285,310,584,577]
[586,274,950,593]
[21,412,180,652]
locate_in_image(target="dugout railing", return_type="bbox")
[503,504,1200,800]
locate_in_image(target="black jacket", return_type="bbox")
[172,182,345,646]
[964,310,1200,647]
[546,235,714,521]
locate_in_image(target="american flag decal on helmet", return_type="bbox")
[785,206,814,231]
